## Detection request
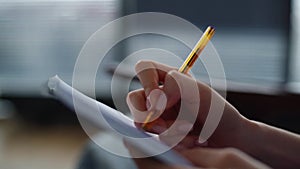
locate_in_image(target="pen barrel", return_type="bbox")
[142,26,215,129]
[179,26,215,74]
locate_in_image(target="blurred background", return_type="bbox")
[0,0,300,169]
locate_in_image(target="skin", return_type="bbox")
[126,60,300,169]
[125,144,271,169]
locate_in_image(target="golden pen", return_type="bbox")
[179,26,215,73]
[142,26,215,129]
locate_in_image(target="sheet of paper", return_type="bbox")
[47,75,193,167]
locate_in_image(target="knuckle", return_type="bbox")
[135,60,154,72]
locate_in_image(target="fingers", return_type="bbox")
[134,60,202,113]
[127,88,198,149]
[181,147,271,169]
[164,70,201,109]
[128,62,201,134]
[127,88,147,114]
[129,60,218,144]
[132,60,179,127]
[127,88,168,132]
[135,60,177,96]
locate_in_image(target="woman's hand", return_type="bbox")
[126,60,300,168]
[180,147,271,169]
[125,140,271,169]
[127,60,248,149]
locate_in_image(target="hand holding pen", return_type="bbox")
[141,26,215,129]
[126,26,244,148]
[126,26,300,169]
[126,60,270,168]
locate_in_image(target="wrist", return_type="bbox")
[231,116,254,147]
[211,111,252,148]
[234,118,268,160]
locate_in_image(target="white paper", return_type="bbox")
[47,75,193,167]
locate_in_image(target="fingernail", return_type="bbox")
[147,89,167,112]
[154,92,167,112]
[146,97,151,110]
[177,123,193,133]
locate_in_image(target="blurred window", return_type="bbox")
[0,0,121,95]
[289,0,300,92]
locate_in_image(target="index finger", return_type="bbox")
[135,60,177,96]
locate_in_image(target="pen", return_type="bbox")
[142,26,215,129]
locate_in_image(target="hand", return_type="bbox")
[127,60,300,168]
[125,139,270,169]
[180,147,271,169]
[124,139,198,169]
[127,60,248,149]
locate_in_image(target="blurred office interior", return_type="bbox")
[0,0,300,169]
